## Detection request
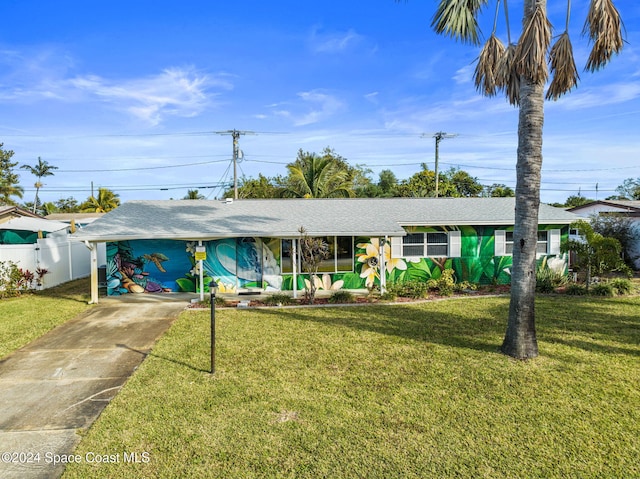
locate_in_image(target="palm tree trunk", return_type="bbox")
[501,62,545,359]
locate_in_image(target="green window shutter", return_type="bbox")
[495,230,506,256]
[449,230,461,257]
[549,229,561,254]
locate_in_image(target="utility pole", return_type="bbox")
[215,129,256,199]
[422,131,457,197]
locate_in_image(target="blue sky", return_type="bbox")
[1,0,639,205]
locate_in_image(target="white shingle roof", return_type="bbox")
[72,197,578,242]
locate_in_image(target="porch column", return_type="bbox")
[292,239,298,299]
[379,237,387,295]
[88,242,99,304]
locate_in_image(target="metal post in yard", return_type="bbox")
[210,280,218,375]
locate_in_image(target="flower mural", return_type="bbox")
[356,238,407,287]
[303,273,345,292]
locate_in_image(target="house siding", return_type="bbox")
[104,224,569,296]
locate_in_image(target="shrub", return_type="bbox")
[263,293,295,306]
[565,284,587,296]
[0,261,29,298]
[454,281,477,293]
[387,281,428,299]
[608,278,634,296]
[329,290,355,304]
[427,269,456,297]
[590,283,615,297]
[536,266,568,293]
[379,291,397,302]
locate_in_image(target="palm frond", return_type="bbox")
[473,34,505,96]
[497,43,520,106]
[431,0,488,46]
[514,5,552,84]
[546,32,580,100]
[583,0,624,72]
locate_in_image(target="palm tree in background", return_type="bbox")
[21,157,58,213]
[183,189,206,200]
[282,148,355,198]
[80,187,120,213]
[414,0,624,358]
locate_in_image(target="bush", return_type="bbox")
[329,290,355,304]
[536,266,568,294]
[263,293,295,306]
[427,269,456,297]
[0,261,33,298]
[453,281,477,293]
[565,284,587,296]
[590,283,615,297]
[608,278,634,296]
[387,281,428,299]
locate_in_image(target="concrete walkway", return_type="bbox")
[0,294,195,479]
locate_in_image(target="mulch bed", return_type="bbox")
[187,285,512,309]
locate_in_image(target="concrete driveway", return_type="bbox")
[0,294,195,479]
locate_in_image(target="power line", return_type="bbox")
[56,158,231,173]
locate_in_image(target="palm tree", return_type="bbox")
[21,157,58,213]
[183,189,206,200]
[282,148,355,198]
[80,187,120,213]
[0,179,24,206]
[421,0,624,358]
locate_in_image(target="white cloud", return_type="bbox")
[0,48,230,125]
[272,90,344,126]
[310,27,363,53]
[552,81,640,110]
[68,68,229,125]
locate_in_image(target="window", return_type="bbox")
[392,230,461,258]
[495,229,561,256]
[281,237,353,274]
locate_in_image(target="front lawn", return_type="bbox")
[0,278,92,359]
[63,296,640,478]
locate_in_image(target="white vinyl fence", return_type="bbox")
[0,236,106,289]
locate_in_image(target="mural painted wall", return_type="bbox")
[105,225,568,296]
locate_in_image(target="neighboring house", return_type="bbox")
[1,206,82,244]
[568,200,640,269]
[45,212,105,231]
[72,197,578,303]
[0,206,104,289]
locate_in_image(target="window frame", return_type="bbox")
[394,230,460,259]
[281,236,354,274]
[495,229,561,256]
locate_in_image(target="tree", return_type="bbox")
[224,174,286,199]
[54,197,80,213]
[80,188,120,213]
[297,227,330,304]
[561,220,629,289]
[484,183,515,197]
[590,213,639,268]
[414,0,624,358]
[20,157,58,213]
[282,148,355,198]
[395,165,483,197]
[377,169,399,197]
[0,143,23,206]
[613,178,640,200]
[183,189,206,200]
[443,168,484,197]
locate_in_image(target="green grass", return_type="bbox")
[64,296,640,478]
[0,278,92,359]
